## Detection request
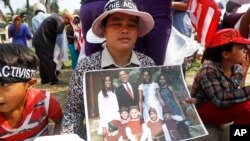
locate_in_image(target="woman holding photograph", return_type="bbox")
[138,70,165,122]
[97,75,120,135]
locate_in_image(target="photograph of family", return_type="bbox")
[84,65,208,141]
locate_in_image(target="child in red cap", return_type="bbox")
[191,28,250,125]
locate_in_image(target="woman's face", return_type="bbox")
[158,75,166,86]
[143,71,151,83]
[104,76,112,89]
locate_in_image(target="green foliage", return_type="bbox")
[187,59,201,72]
[51,0,59,13]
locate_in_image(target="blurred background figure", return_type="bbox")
[73,15,83,54]
[64,12,79,70]
[133,0,172,65]
[8,15,32,46]
[222,0,244,28]
[32,14,69,85]
[31,2,49,33]
[79,0,108,56]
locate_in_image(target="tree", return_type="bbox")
[51,0,59,13]
[1,0,14,16]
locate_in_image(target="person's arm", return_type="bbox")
[60,66,86,138]
[125,127,136,141]
[155,88,165,107]
[97,91,106,134]
[241,50,250,86]
[168,86,184,117]
[48,95,63,135]
[138,86,143,113]
[8,24,13,38]
[162,123,172,141]
[192,66,250,107]
[140,123,150,141]
[66,26,76,40]
[172,0,189,11]
[24,24,32,40]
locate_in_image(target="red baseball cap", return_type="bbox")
[208,28,250,48]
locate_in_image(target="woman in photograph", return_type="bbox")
[157,74,183,116]
[138,69,165,122]
[97,75,120,136]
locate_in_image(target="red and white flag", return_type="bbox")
[189,0,221,46]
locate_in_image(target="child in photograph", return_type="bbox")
[98,75,120,135]
[157,74,183,116]
[146,107,171,141]
[125,106,148,141]
[0,44,62,140]
[163,106,184,141]
[119,106,130,141]
[104,120,123,141]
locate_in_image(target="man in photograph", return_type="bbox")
[116,70,140,110]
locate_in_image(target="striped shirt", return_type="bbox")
[191,60,250,108]
[0,89,62,141]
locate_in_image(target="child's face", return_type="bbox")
[130,109,140,119]
[104,76,112,89]
[143,71,150,83]
[226,44,248,64]
[120,111,129,120]
[0,82,28,114]
[158,75,166,86]
[103,12,139,53]
[149,111,157,121]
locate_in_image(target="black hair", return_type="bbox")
[202,43,234,63]
[101,75,115,98]
[0,44,39,70]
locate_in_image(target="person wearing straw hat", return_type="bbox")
[32,2,49,33]
[191,28,250,125]
[60,0,156,139]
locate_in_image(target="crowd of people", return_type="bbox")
[0,0,250,140]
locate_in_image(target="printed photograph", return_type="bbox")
[84,65,208,141]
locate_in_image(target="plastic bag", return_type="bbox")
[164,27,199,66]
[54,30,69,64]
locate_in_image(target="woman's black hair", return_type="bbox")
[202,43,234,63]
[101,75,115,98]
[0,43,39,70]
